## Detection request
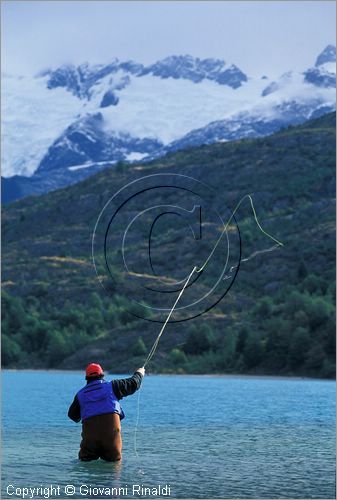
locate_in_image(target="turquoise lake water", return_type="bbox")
[2,371,336,499]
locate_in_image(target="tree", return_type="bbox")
[284,291,310,317]
[2,292,26,332]
[307,297,331,330]
[287,327,310,369]
[264,317,291,370]
[298,260,308,280]
[293,310,309,328]
[91,292,103,310]
[321,359,335,379]
[302,274,325,294]
[219,330,237,369]
[2,335,22,366]
[45,330,70,366]
[133,337,147,356]
[183,325,212,355]
[236,326,249,354]
[169,348,187,366]
[243,332,264,369]
[305,343,325,371]
[253,297,273,317]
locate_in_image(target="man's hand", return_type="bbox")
[136,367,145,377]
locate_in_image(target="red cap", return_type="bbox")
[85,363,104,378]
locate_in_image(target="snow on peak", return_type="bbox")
[315,45,336,67]
[2,48,335,179]
[141,55,247,88]
[45,59,142,98]
[304,47,336,89]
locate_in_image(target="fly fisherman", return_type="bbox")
[68,363,145,461]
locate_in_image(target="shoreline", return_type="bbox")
[2,368,334,381]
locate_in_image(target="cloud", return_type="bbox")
[1,1,336,77]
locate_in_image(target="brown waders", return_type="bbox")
[79,413,122,462]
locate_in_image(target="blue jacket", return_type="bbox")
[76,379,125,422]
[68,372,143,423]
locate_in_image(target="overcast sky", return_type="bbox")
[1,1,336,78]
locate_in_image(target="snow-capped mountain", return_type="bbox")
[304,44,336,88]
[2,46,336,203]
[161,67,336,153]
[37,112,162,174]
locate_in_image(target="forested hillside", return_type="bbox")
[2,112,335,378]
